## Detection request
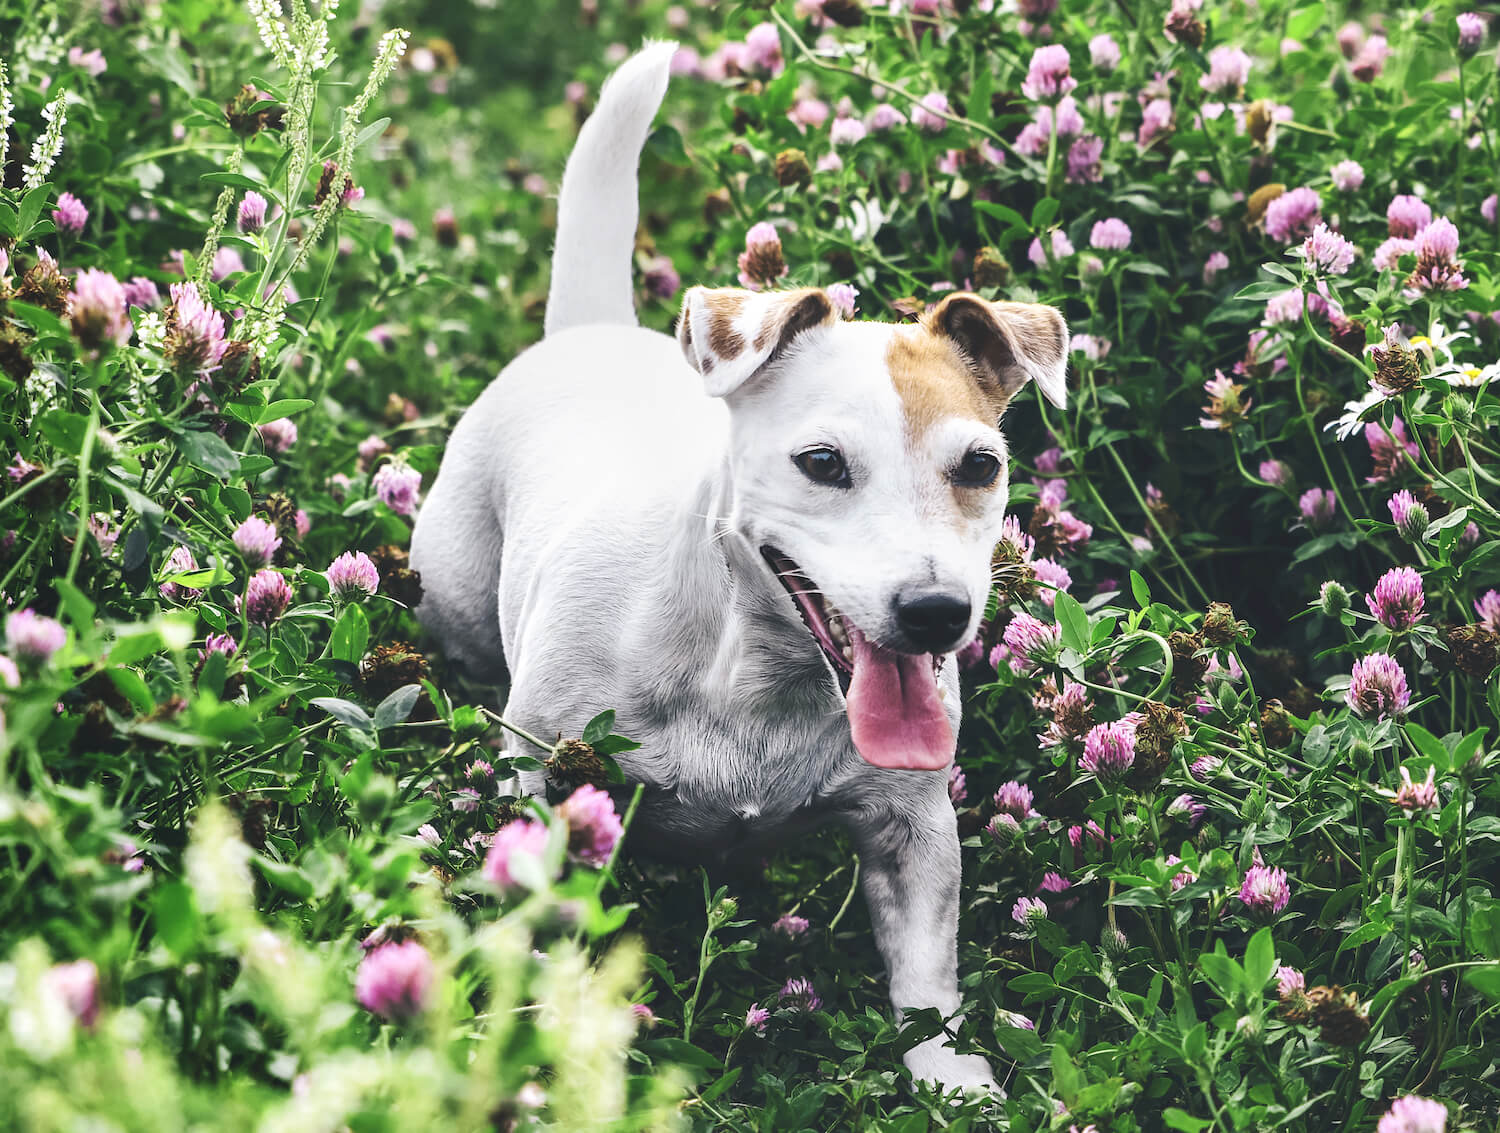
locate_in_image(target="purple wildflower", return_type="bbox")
[737,221,787,290]
[355,939,434,1021]
[1348,652,1411,719]
[1004,613,1061,668]
[947,763,967,806]
[1365,418,1420,483]
[1167,793,1206,826]
[257,418,298,455]
[1265,187,1321,243]
[1387,491,1429,542]
[1239,863,1291,919]
[1406,217,1467,294]
[779,977,822,1013]
[1298,487,1338,531]
[1393,765,1439,813]
[1200,46,1251,95]
[1028,229,1075,267]
[68,268,132,353]
[5,609,66,664]
[1066,134,1103,183]
[744,1003,771,1034]
[1300,223,1358,275]
[1376,1096,1448,1133]
[373,460,422,518]
[1089,33,1120,72]
[1276,965,1305,998]
[642,255,680,300]
[1090,218,1132,251]
[1475,589,1500,632]
[1258,459,1294,490]
[1011,896,1048,927]
[825,282,859,319]
[911,91,951,132]
[123,277,160,309]
[993,780,1038,820]
[232,517,282,567]
[1330,160,1364,192]
[1457,12,1484,54]
[52,192,88,235]
[482,819,550,890]
[326,551,380,600]
[1366,566,1425,630]
[1021,45,1077,101]
[245,569,293,626]
[1203,251,1230,285]
[158,546,200,601]
[199,633,238,662]
[238,191,268,235]
[1387,195,1433,238]
[773,914,810,939]
[164,282,228,375]
[556,784,623,866]
[1079,720,1136,785]
[47,960,100,1028]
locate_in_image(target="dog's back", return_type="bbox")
[411,43,685,682]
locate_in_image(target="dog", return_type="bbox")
[410,41,1067,1094]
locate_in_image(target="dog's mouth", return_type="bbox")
[762,547,955,772]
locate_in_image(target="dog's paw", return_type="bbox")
[903,1038,1002,1098]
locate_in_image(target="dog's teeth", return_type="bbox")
[842,646,853,662]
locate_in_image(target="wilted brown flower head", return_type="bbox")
[545,738,612,791]
[973,246,1011,290]
[225,85,285,137]
[1246,183,1286,228]
[774,148,812,187]
[1305,985,1370,1045]
[360,641,431,702]
[1202,602,1249,647]
[1169,631,1210,696]
[1445,624,1499,679]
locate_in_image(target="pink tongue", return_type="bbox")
[845,627,954,771]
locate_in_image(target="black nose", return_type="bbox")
[894,590,971,652]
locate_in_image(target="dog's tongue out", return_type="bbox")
[845,626,954,770]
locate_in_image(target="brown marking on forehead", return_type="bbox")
[702,291,747,360]
[885,322,1007,440]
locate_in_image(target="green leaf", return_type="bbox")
[1198,949,1243,999]
[1130,570,1151,609]
[252,855,314,900]
[1232,280,1297,302]
[6,300,69,341]
[255,399,315,425]
[18,183,53,235]
[200,171,266,192]
[106,667,154,715]
[1404,722,1448,764]
[1465,966,1500,1001]
[36,409,91,455]
[645,124,689,166]
[373,684,422,731]
[696,1066,742,1105]
[1244,927,1276,993]
[54,578,96,629]
[330,604,370,664]
[1286,2,1326,40]
[154,882,200,958]
[1164,1108,1215,1132]
[175,428,241,479]
[1031,196,1060,231]
[1054,591,1090,654]
[582,710,616,745]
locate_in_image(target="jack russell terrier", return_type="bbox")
[411,41,1067,1094]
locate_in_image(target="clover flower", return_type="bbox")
[911,91,950,132]
[122,276,160,309]
[1476,589,1500,632]
[1089,32,1121,71]
[987,812,1022,846]
[1079,720,1136,784]
[1011,896,1048,928]
[1258,459,1294,490]
[1021,45,1077,101]
[1028,229,1074,267]
[1200,46,1251,95]
[159,546,200,600]
[993,780,1039,820]
[1390,764,1439,814]
[1298,487,1337,530]
[1037,872,1073,910]
[1350,34,1391,81]
[482,819,550,890]
[1387,491,1429,542]
[744,22,783,75]
[1406,217,1467,294]
[1348,652,1410,719]
[1031,557,1072,606]
[1200,371,1252,429]
[1167,793,1206,826]
[1264,186,1321,242]
[1067,819,1108,851]
[373,459,422,517]
[245,568,293,626]
[1203,251,1230,285]
[199,633,238,662]
[736,222,787,290]
[6,608,66,664]
[233,516,282,567]
[867,102,906,130]
[52,191,88,235]
[47,959,100,1028]
[826,282,858,318]
[326,551,380,601]
[69,268,132,353]
[355,939,433,1021]
[1038,680,1093,749]
[773,914,810,939]
[1004,613,1061,668]
[1138,97,1173,147]
[1089,217,1132,251]
[1366,566,1425,631]
[1066,134,1103,183]
[744,1003,771,1034]
[947,762,967,806]
[257,418,298,455]
[1299,223,1357,275]
[1239,863,1290,919]
[1330,160,1364,192]
[1365,418,1420,483]
[238,190,268,234]
[164,281,228,375]
[1376,1096,1448,1133]
[556,783,623,866]
[1276,965,1305,999]
[1457,12,1484,54]
[779,977,821,1013]
[1387,194,1433,238]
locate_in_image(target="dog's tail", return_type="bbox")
[545,41,677,339]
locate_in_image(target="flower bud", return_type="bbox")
[1318,581,1351,617]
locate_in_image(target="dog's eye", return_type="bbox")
[952,450,1002,488]
[794,447,851,488]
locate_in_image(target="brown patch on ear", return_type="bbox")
[886,323,1007,441]
[752,289,833,355]
[926,293,1069,409]
[702,291,747,360]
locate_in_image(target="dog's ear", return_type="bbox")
[677,286,837,398]
[927,293,1068,411]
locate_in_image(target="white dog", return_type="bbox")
[411,42,1066,1094]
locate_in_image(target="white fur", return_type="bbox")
[412,44,1068,1097]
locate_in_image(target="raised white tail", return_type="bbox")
[544,41,678,338]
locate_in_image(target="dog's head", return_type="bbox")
[677,285,1067,772]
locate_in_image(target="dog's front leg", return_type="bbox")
[844,794,998,1096]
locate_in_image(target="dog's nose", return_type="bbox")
[894,590,971,652]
